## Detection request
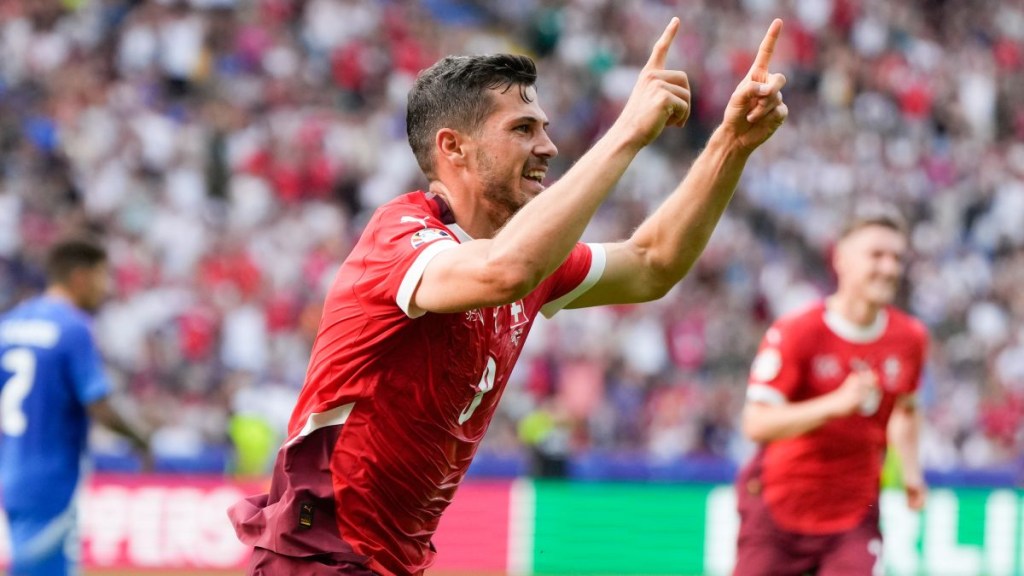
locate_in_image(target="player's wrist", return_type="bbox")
[822,393,852,420]
[604,117,655,156]
[710,124,758,159]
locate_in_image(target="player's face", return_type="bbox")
[835,225,907,306]
[470,85,557,224]
[74,263,111,313]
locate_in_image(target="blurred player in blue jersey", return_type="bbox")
[0,236,152,576]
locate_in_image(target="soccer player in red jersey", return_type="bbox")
[734,204,929,576]
[230,17,789,576]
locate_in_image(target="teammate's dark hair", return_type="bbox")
[46,236,107,284]
[407,54,537,179]
[840,202,909,239]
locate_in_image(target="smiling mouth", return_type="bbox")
[523,169,546,184]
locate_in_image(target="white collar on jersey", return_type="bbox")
[447,223,473,242]
[823,307,888,343]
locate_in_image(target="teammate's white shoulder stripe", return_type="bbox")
[287,402,356,446]
[746,384,788,405]
[540,243,607,318]
[396,239,459,318]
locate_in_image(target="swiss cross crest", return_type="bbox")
[508,300,528,329]
[493,300,529,340]
[883,356,901,388]
[812,355,842,380]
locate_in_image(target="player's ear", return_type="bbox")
[831,240,846,277]
[436,128,469,169]
[66,266,86,291]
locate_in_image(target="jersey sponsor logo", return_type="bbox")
[410,228,452,248]
[750,348,782,382]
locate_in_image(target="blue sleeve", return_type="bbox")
[63,321,112,405]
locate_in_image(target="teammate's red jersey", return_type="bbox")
[742,301,928,534]
[241,191,605,576]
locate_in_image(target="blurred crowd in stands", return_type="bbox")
[1,0,1023,479]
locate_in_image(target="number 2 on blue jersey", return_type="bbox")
[1,348,37,437]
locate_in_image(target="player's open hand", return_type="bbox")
[905,480,927,511]
[613,17,691,150]
[722,19,788,152]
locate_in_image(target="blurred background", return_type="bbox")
[1,0,1023,574]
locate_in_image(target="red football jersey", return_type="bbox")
[744,301,928,534]
[288,191,604,575]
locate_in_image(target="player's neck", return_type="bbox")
[825,293,883,327]
[45,285,80,309]
[428,182,500,239]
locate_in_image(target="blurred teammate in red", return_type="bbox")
[230,17,789,576]
[735,204,929,576]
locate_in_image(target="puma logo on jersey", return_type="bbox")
[400,215,431,228]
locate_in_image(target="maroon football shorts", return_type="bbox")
[230,425,375,576]
[248,546,378,576]
[734,475,883,576]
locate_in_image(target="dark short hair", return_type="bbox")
[46,236,107,283]
[406,54,538,179]
[839,202,909,239]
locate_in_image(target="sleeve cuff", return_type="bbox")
[746,384,788,406]
[396,240,459,318]
[540,243,607,318]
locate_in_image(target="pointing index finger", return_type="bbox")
[644,17,680,71]
[748,18,783,81]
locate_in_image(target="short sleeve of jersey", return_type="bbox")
[539,243,606,318]
[62,320,111,405]
[747,322,804,405]
[353,205,459,319]
[905,317,929,394]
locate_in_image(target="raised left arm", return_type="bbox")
[568,19,788,308]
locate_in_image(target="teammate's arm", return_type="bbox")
[411,19,689,314]
[742,369,878,443]
[569,19,788,308]
[88,397,153,468]
[887,393,926,510]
